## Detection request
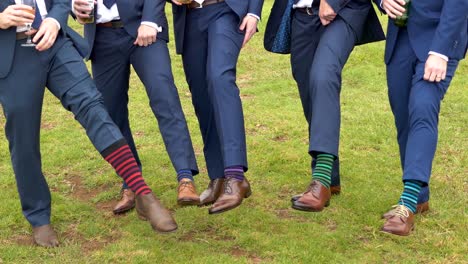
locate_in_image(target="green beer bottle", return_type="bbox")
[394,0,411,27]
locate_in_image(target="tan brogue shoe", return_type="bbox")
[208,177,251,214]
[113,189,135,214]
[381,205,415,236]
[291,180,331,212]
[177,179,200,206]
[199,178,225,206]
[136,193,178,233]
[33,224,59,248]
[382,201,429,219]
[291,185,340,202]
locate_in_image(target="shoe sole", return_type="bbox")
[177,199,201,206]
[112,206,135,215]
[291,200,330,212]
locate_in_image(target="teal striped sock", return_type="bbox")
[312,153,334,189]
[398,180,423,213]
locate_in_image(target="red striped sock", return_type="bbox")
[103,143,151,196]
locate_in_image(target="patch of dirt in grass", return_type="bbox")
[178,227,236,243]
[134,131,145,138]
[230,246,269,263]
[247,124,268,136]
[275,209,308,222]
[273,135,289,142]
[62,224,121,255]
[240,94,255,100]
[325,219,338,231]
[11,234,34,246]
[40,121,56,130]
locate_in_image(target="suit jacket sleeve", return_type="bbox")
[142,0,166,25]
[326,0,351,14]
[46,0,70,28]
[430,0,468,58]
[249,0,264,18]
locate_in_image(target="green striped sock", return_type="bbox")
[398,180,423,213]
[312,153,335,189]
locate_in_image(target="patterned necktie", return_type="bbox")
[31,2,42,29]
[103,0,116,9]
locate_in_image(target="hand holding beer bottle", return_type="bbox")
[74,0,96,24]
[394,0,410,27]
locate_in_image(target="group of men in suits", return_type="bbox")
[0,0,466,247]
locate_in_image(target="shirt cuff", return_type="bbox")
[428,51,449,62]
[44,17,61,30]
[380,0,383,9]
[141,21,162,32]
[71,0,77,15]
[247,13,260,21]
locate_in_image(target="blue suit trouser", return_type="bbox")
[290,10,353,185]
[181,2,248,180]
[386,28,459,203]
[0,38,124,227]
[90,28,198,187]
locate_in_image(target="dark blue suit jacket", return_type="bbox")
[378,0,468,63]
[264,0,385,52]
[83,0,169,59]
[0,0,88,78]
[171,0,264,54]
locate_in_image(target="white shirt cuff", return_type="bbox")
[44,17,61,30]
[428,51,449,62]
[71,0,77,15]
[141,21,162,32]
[247,13,260,21]
[380,0,383,9]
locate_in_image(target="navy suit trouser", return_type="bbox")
[181,2,248,180]
[290,10,351,186]
[386,28,459,203]
[0,38,124,227]
[90,27,198,187]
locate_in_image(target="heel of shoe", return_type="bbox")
[325,200,330,207]
[245,189,252,198]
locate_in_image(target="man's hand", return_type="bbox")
[424,54,447,83]
[133,24,157,47]
[33,18,60,51]
[74,0,95,24]
[171,0,183,5]
[0,5,34,29]
[239,15,258,48]
[381,0,406,19]
[319,0,337,26]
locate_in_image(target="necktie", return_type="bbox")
[103,0,116,9]
[31,3,42,29]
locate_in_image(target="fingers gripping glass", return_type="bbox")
[21,0,37,47]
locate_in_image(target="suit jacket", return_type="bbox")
[171,0,264,54]
[264,0,385,53]
[0,0,88,78]
[83,0,169,59]
[379,0,468,64]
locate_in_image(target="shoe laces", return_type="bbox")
[179,180,195,191]
[393,204,410,218]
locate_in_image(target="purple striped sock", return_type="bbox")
[224,166,245,181]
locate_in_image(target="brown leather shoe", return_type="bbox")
[199,178,225,206]
[291,180,331,212]
[177,179,200,206]
[113,189,135,214]
[382,201,429,219]
[135,193,178,233]
[381,205,414,236]
[291,185,340,202]
[208,177,252,214]
[32,224,59,248]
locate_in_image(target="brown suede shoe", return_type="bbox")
[135,193,178,233]
[382,201,429,219]
[177,179,200,206]
[32,224,59,248]
[199,178,225,206]
[381,205,414,236]
[113,189,135,214]
[208,177,251,214]
[291,180,331,212]
[291,185,341,202]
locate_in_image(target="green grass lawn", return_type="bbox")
[0,1,467,263]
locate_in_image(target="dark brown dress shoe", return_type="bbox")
[291,185,341,202]
[135,193,178,233]
[382,201,429,219]
[177,179,200,206]
[208,177,252,214]
[33,224,59,248]
[381,205,414,236]
[113,189,135,214]
[199,178,225,206]
[291,180,331,212]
